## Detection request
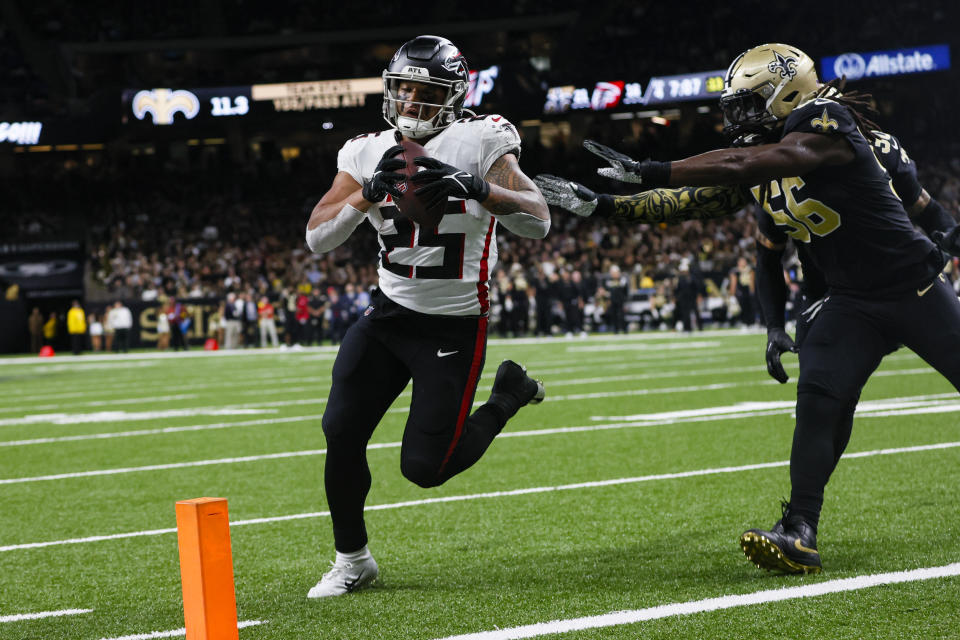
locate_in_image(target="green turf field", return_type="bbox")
[2,330,959,639]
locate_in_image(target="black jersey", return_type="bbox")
[792,128,927,301]
[869,130,923,206]
[752,98,940,297]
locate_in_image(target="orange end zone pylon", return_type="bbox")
[175,497,240,640]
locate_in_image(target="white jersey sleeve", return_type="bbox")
[336,130,398,186]
[477,115,522,177]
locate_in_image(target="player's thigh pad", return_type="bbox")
[895,275,960,390]
[403,316,487,439]
[797,296,892,401]
[322,317,411,441]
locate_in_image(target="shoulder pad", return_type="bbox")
[784,99,856,136]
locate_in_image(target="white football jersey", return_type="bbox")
[336,115,522,316]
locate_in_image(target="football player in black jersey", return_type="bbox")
[535,43,960,575]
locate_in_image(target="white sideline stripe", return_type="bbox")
[0,330,755,370]
[3,393,957,478]
[0,393,199,414]
[566,340,721,352]
[433,563,960,640]
[0,408,272,428]
[0,363,937,439]
[0,414,325,447]
[98,619,265,640]
[0,352,742,409]
[0,346,922,402]
[2,439,957,552]
[0,608,92,622]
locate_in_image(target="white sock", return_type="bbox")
[336,546,371,564]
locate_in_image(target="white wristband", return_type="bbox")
[496,212,551,239]
[305,204,366,254]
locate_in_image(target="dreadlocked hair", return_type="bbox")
[814,77,881,143]
[754,77,882,208]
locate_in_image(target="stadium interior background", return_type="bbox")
[2,0,958,353]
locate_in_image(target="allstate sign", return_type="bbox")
[821,44,950,81]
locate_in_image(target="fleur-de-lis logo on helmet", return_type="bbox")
[767,51,799,79]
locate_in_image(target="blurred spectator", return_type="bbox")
[156,302,170,351]
[89,313,104,351]
[675,263,704,332]
[112,301,133,353]
[294,290,310,346]
[67,300,87,355]
[103,307,115,352]
[223,292,242,349]
[28,307,43,353]
[167,298,188,351]
[43,312,57,347]
[258,295,279,348]
[308,289,327,345]
[605,265,629,334]
[729,256,758,327]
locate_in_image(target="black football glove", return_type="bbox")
[766,327,798,384]
[583,139,671,187]
[361,144,406,203]
[933,226,960,258]
[409,157,490,210]
[533,174,598,217]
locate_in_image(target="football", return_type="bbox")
[394,139,446,228]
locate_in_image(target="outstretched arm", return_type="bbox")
[599,184,749,223]
[534,174,748,224]
[583,133,854,188]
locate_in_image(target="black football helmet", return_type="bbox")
[382,35,470,139]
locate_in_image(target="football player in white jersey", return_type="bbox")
[304,35,549,598]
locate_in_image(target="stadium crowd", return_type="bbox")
[10,129,960,348]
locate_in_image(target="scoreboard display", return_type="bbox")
[121,80,380,126]
[121,68,499,128]
[642,70,726,105]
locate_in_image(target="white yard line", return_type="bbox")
[2,439,956,552]
[0,608,92,623]
[0,407,273,428]
[3,393,958,476]
[1,361,941,428]
[97,619,265,640]
[432,563,960,640]
[0,414,325,447]
[0,346,755,402]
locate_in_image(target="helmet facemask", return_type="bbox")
[720,89,778,146]
[382,73,466,139]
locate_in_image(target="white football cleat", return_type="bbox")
[307,553,379,598]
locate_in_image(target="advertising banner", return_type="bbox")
[821,44,950,82]
[0,241,84,299]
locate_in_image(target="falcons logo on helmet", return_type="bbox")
[442,51,468,76]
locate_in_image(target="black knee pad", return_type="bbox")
[400,455,444,488]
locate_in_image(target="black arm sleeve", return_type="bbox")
[756,243,788,329]
[913,198,957,237]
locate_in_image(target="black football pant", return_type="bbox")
[790,275,960,529]
[321,292,510,553]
